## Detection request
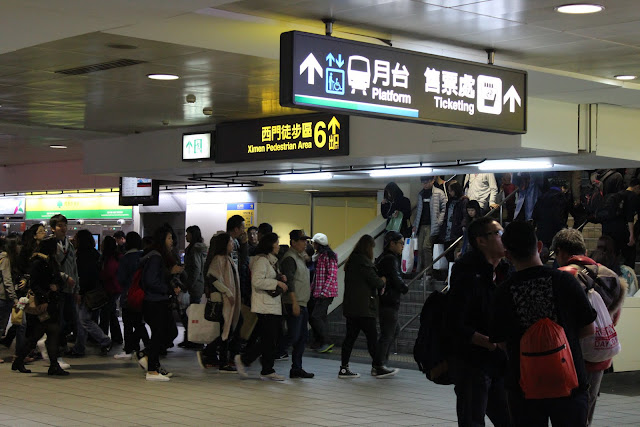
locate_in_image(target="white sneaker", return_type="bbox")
[57,358,71,370]
[37,337,48,361]
[260,372,285,381]
[114,352,132,360]
[234,354,248,378]
[145,372,170,382]
[137,355,148,371]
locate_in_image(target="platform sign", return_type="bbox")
[215,113,349,163]
[227,203,254,227]
[280,31,527,135]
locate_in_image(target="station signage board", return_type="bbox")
[215,113,349,163]
[280,31,527,134]
[25,195,133,220]
[0,197,25,216]
[182,132,212,161]
[227,203,255,227]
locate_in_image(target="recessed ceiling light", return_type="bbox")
[147,73,179,80]
[614,75,637,81]
[555,3,604,14]
[49,145,68,149]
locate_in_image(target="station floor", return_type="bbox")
[1,340,639,426]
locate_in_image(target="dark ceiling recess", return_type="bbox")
[55,59,147,75]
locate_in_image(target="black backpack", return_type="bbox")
[594,190,625,223]
[413,290,452,385]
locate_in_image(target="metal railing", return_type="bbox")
[394,189,519,350]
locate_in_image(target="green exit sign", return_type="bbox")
[182,132,212,161]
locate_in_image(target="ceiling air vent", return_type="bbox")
[55,59,147,75]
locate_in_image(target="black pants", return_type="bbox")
[122,308,150,354]
[449,357,510,427]
[308,297,333,346]
[341,316,379,367]
[16,314,61,369]
[241,313,280,375]
[100,295,123,343]
[142,300,170,372]
[376,305,399,367]
[507,389,588,427]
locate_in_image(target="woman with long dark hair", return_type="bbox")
[339,234,386,378]
[180,225,207,349]
[309,233,338,353]
[138,225,183,381]
[235,232,289,381]
[99,236,122,347]
[199,233,241,372]
[381,182,412,237]
[12,237,68,375]
[67,230,112,357]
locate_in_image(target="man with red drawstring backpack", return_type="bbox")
[551,228,626,425]
[490,222,596,426]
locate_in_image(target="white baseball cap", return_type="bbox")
[312,233,329,246]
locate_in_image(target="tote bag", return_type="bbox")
[186,303,220,344]
[580,290,621,362]
[401,236,414,274]
[432,244,448,270]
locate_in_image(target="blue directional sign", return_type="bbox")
[280,31,527,135]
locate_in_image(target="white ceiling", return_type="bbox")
[1,0,640,176]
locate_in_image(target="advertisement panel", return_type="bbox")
[26,195,133,220]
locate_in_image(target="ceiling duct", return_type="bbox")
[55,59,147,75]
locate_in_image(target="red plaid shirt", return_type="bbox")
[312,252,339,298]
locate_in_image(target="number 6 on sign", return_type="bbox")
[314,121,326,148]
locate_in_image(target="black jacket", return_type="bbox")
[439,196,468,242]
[76,248,100,296]
[28,254,64,317]
[382,196,412,237]
[343,253,385,318]
[376,250,408,307]
[446,249,511,374]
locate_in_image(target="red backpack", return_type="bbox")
[519,318,578,399]
[126,267,145,312]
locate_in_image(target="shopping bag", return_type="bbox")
[580,290,621,362]
[10,307,23,325]
[386,211,404,232]
[432,244,448,270]
[401,236,414,274]
[186,303,220,344]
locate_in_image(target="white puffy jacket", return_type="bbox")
[249,253,282,315]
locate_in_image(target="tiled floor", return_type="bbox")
[0,342,639,426]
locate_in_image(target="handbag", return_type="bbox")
[10,307,23,325]
[24,290,49,321]
[204,292,224,323]
[84,287,110,311]
[186,303,220,344]
[386,211,404,232]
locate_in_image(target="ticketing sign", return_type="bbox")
[215,113,349,163]
[280,31,527,135]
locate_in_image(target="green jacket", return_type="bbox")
[343,252,385,318]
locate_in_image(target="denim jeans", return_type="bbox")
[280,305,308,370]
[586,370,604,425]
[73,302,111,354]
[308,297,333,347]
[376,305,399,367]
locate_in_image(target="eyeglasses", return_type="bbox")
[483,229,504,237]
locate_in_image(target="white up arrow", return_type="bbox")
[299,53,323,85]
[503,85,522,113]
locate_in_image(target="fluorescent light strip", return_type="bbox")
[147,73,179,80]
[294,94,419,118]
[279,172,333,182]
[478,160,553,171]
[370,167,434,178]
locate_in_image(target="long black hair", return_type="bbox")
[150,224,177,268]
[346,234,375,266]
[255,232,279,256]
[316,243,337,261]
[204,232,231,274]
[186,225,203,255]
[76,229,97,253]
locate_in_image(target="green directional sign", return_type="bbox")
[182,132,212,161]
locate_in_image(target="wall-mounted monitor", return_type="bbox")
[119,177,159,206]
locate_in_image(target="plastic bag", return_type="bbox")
[186,303,220,344]
[401,236,414,273]
[386,211,404,232]
[432,244,448,270]
[580,290,621,362]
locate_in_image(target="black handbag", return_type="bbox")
[204,292,224,323]
[84,287,110,311]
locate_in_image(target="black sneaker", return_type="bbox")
[219,364,237,374]
[64,349,85,358]
[48,365,70,376]
[290,368,315,379]
[338,367,360,379]
[157,366,173,378]
[371,366,399,379]
[100,342,112,356]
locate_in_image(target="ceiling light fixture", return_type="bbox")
[49,145,68,149]
[147,73,179,80]
[478,160,553,171]
[554,3,604,14]
[279,172,333,182]
[369,167,433,178]
[614,75,637,81]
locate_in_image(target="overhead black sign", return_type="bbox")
[215,113,349,163]
[281,31,527,135]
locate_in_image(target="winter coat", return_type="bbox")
[76,248,100,296]
[376,250,409,308]
[184,242,207,299]
[439,196,469,242]
[413,186,448,236]
[249,253,282,315]
[208,255,241,340]
[343,252,385,318]
[100,256,121,295]
[0,252,17,302]
[117,249,142,307]
[140,250,171,302]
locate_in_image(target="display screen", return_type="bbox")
[92,234,100,250]
[119,177,159,206]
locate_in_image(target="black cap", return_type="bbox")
[290,230,311,241]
